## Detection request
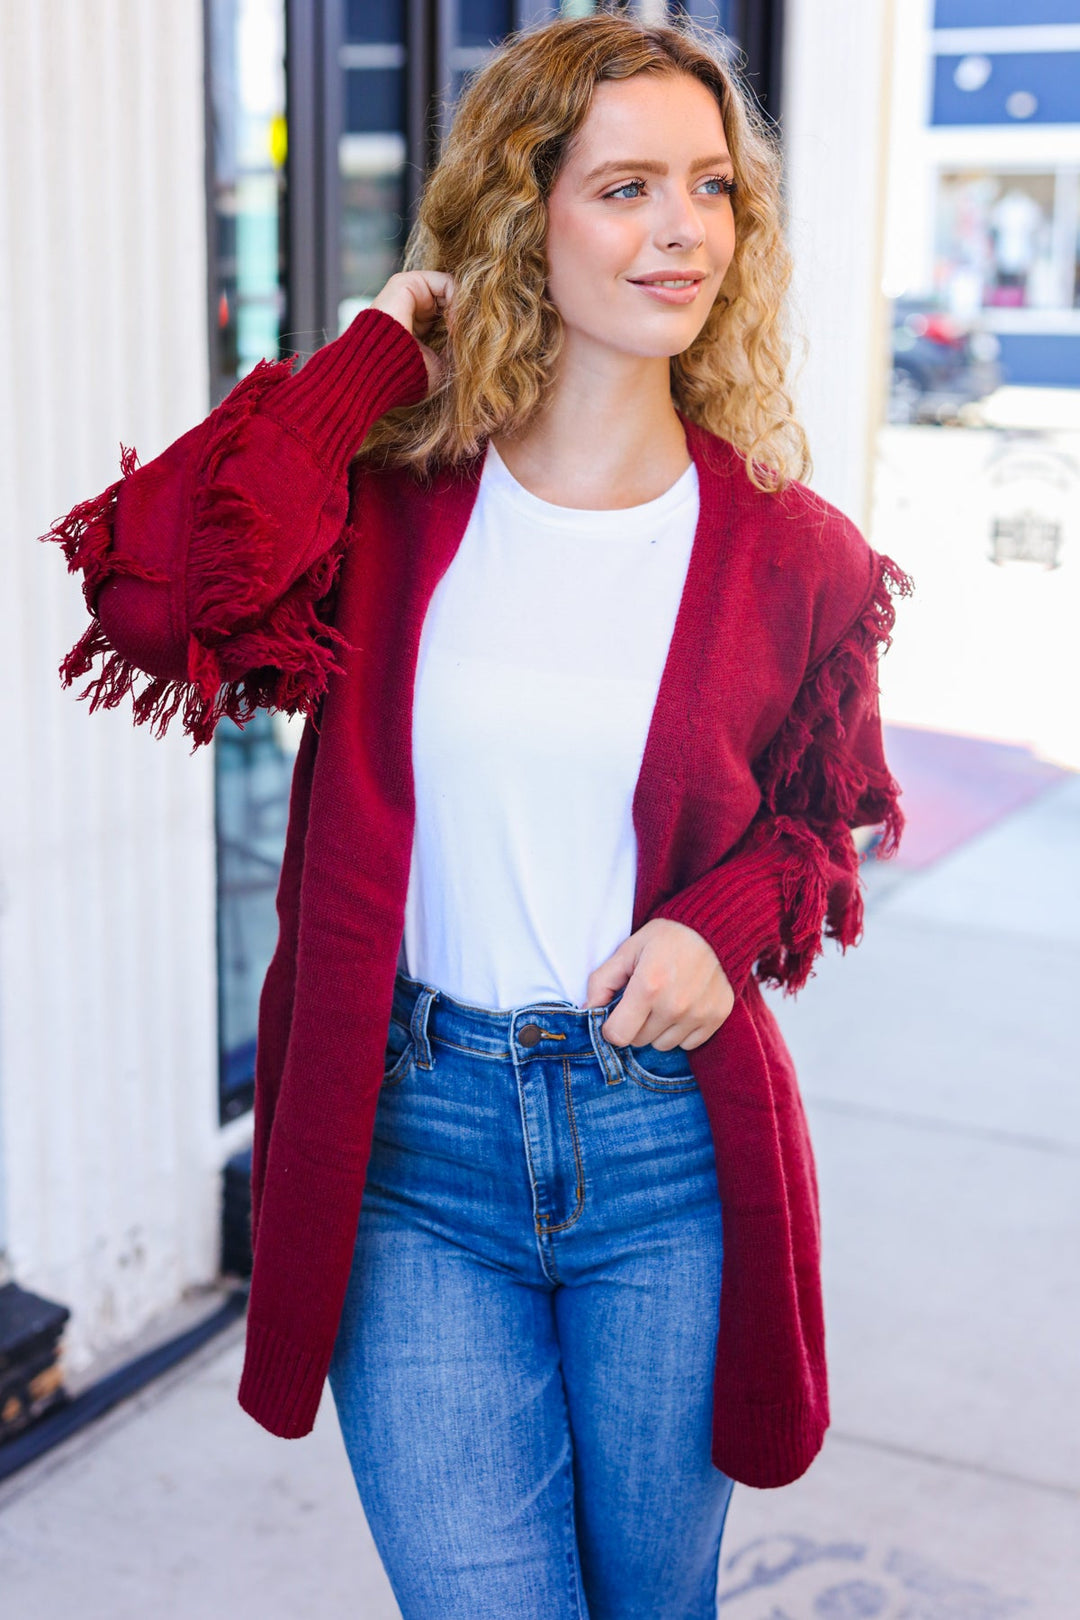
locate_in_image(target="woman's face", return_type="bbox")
[544,72,737,365]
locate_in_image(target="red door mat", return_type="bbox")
[877,724,1073,871]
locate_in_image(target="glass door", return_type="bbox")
[206,0,782,1123]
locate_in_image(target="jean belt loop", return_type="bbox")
[411,984,439,1070]
[589,1004,626,1088]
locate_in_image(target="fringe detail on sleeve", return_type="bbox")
[753,815,863,992]
[176,356,354,746]
[752,552,914,992]
[44,442,149,599]
[41,442,173,696]
[41,358,354,749]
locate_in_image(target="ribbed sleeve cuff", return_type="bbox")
[266,307,431,470]
[712,1392,828,1488]
[236,1315,329,1440]
[650,837,787,995]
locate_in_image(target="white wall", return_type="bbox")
[781,0,894,530]
[0,1,248,1380]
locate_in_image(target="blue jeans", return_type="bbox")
[328,969,733,1619]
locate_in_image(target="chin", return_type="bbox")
[616,326,702,357]
[559,310,701,361]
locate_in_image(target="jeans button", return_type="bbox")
[518,1023,542,1047]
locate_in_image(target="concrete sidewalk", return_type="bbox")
[1,777,1077,1618]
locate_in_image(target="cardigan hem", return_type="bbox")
[232,1310,830,1490]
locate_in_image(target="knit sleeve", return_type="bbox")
[39,308,429,748]
[650,549,913,994]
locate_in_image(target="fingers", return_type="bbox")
[605,1009,725,1051]
[423,269,455,302]
[606,1008,689,1050]
[412,271,456,335]
[599,981,657,1048]
[597,922,733,1049]
[369,270,455,342]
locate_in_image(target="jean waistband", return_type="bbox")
[391,968,629,1077]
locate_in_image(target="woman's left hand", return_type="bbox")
[581,919,735,1051]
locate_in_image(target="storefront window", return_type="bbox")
[215,713,302,1120]
[926,165,1080,393]
[206,0,765,1123]
[338,0,410,332]
[206,0,288,397]
[206,0,292,1123]
[935,170,1071,314]
[453,1,516,101]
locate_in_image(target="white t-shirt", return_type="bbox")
[399,437,699,1011]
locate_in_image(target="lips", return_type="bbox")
[625,273,709,304]
[627,272,706,285]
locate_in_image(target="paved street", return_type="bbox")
[716,769,1080,1618]
[0,770,1077,1619]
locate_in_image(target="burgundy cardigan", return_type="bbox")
[42,308,910,1489]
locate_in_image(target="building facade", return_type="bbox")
[870,0,1080,772]
[884,0,1080,388]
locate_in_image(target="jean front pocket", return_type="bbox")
[382,1015,415,1088]
[619,1040,698,1093]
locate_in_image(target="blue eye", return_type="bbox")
[702,175,737,197]
[602,175,737,201]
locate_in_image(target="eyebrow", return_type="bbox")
[581,153,733,186]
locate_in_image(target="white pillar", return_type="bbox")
[0,0,247,1382]
[781,0,895,530]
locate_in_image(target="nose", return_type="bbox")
[656,188,706,253]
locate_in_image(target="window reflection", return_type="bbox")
[207,2,727,1121]
[206,0,291,1123]
[216,712,304,1120]
[935,170,1069,314]
[339,0,409,332]
[206,0,287,393]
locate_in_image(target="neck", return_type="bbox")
[489,331,690,508]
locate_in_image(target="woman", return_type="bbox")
[42,11,909,1619]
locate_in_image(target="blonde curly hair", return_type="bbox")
[356,7,810,494]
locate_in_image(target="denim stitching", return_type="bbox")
[536,1059,586,1235]
[563,1488,590,1619]
[620,1046,699,1092]
[381,1043,413,1088]
[428,1035,513,1060]
[515,1071,554,1265]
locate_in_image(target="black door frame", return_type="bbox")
[281,1,786,357]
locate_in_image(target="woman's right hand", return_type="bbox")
[370,270,455,397]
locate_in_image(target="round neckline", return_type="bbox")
[481,438,698,532]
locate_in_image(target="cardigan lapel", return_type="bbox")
[361,415,742,940]
[631,414,738,932]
